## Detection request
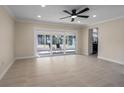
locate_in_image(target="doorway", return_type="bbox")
[88,28,98,56]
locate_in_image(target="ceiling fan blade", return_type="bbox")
[60,16,71,19]
[77,15,89,18]
[63,10,72,15]
[71,18,74,22]
[77,8,89,14]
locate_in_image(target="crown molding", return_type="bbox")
[16,18,85,26]
[3,5,15,19]
[15,18,85,30]
[15,16,124,28]
[90,16,124,26]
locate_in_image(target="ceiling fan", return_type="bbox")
[60,7,90,22]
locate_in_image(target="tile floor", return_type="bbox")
[0,55,124,87]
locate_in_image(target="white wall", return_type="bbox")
[0,6,15,79]
[15,21,82,58]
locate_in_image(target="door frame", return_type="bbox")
[88,27,99,56]
[34,28,77,57]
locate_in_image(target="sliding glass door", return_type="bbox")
[52,35,64,55]
[65,35,76,54]
[36,32,76,57]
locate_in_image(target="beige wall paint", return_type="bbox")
[95,18,124,64]
[15,21,82,58]
[80,18,124,64]
[80,26,89,55]
[0,6,15,79]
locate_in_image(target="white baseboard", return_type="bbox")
[0,59,15,80]
[98,56,124,65]
[15,56,37,60]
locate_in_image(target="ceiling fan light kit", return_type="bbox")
[71,15,77,18]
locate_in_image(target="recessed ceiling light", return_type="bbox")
[41,5,46,7]
[77,21,80,23]
[93,15,96,18]
[71,15,77,18]
[37,15,41,18]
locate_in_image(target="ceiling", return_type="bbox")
[7,5,124,25]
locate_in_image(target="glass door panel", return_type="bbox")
[65,35,76,54]
[37,34,51,56]
[52,35,64,55]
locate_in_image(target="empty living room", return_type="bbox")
[0,1,124,91]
